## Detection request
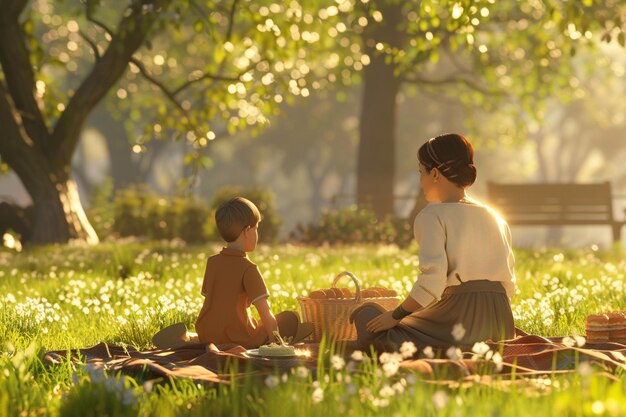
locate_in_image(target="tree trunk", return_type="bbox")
[29,177,99,245]
[357,1,403,218]
[88,103,141,190]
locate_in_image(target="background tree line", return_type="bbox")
[1,0,625,245]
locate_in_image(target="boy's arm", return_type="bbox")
[253,298,278,342]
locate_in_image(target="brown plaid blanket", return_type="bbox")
[44,335,626,384]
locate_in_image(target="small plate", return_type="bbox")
[245,349,298,359]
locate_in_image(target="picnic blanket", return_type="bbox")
[44,335,626,385]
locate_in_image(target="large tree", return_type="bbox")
[0,0,358,244]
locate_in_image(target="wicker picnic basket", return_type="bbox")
[297,271,400,341]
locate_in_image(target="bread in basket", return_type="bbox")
[297,271,400,341]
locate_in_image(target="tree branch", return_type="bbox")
[225,0,240,42]
[172,67,248,96]
[51,0,173,175]
[85,1,115,37]
[79,30,102,61]
[129,57,187,114]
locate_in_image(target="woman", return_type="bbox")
[350,133,516,351]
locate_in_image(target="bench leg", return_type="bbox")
[612,224,622,242]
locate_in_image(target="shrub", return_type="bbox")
[145,197,178,241]
[112,185,154,238]
[111,185,214,243]
[178,199,211,244]
[208,185,282,243]
[292,206,414,247]
[107,184,281,243]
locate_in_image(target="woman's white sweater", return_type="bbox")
[409,199,516,307]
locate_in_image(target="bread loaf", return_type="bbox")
[585,311,626,344]
[585,313,610,343]
[306,287,396,299]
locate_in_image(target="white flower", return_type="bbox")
[392,381,405,394]
[471,342,490,357]
[451,323,466,341]
[294,366,309,379]
[331,355,346,370]
[422,346,434,359]
[379,384,395,398]
[379,351,402,377]
[371,398,390,408]
[350,350,364,361]
[491,352,503,372]
[562,336,576,348]
[446,346,462,361]
[379,352,402,365]
[574,335,586,347]
[312,387,324,403]
[382,361,400,377]
[400,341,417,359]
[264,375,280,388]
[432,390,449,410]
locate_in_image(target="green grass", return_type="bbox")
[1,242,626,416]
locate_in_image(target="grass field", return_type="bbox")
[1,242,626,416]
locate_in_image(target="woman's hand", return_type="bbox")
[366,311,400,333]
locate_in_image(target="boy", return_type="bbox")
[194,197,310,348]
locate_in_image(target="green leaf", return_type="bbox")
[198,156,213,169]
[618,32,625,47]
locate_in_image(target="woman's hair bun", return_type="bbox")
[454,162,477,187]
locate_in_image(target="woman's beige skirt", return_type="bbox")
[355,280,515,352]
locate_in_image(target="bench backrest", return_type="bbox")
[486,182,616,225]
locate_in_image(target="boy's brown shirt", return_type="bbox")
[195,247,269,347]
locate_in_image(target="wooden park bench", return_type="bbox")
[487,182,626,242]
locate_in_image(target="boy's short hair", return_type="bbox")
[215,197,262,242]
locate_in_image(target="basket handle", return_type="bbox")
[332,271,362,303]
